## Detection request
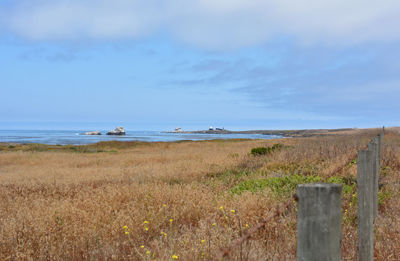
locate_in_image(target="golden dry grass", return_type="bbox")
[0,129,399,260]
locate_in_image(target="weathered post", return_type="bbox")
[368,138,379,219]
[377,132,383,191]
[297,183,342,261]
[357,150,374,261]
[377,133,383,169]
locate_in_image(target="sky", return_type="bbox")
[1,0,400,131]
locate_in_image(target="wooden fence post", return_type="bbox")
[368,138,379,219]
[357,150,374,261]
[377,132,383,171]
[297,183,342,261]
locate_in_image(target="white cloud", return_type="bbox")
[2,0,400,48]
[6,0,162,40]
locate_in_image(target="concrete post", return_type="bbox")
[357,150,374,261]
[368,138,379,219]
[297,183,342,261]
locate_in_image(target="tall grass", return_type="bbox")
[0,128,399,260]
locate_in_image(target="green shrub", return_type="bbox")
[250,143,284,156]
[326,176,356,194]
[250,147,269,155]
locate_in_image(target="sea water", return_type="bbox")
[0,130,281,145]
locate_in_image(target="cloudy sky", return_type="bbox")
[1,0,399,130]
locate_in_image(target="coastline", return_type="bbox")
[0,127,386,147]
[0,129,280,146]
[166,127,357,137]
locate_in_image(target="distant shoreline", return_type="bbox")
[165,128,356,137]
[0,129,278,146]
[0,127,384,146]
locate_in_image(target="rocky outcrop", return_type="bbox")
[83,131,101,135]
[106,127,126,135]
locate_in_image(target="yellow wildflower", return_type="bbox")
[146,250,151,255]
[122,225,128,229]
[245,224,249,228]
[140,245,145,249]
[162,204,167,207]
[125,231,129,235]
[212,222,216,226]
[201,239,205,243]
[143,221,149,224]
[144,227,149,231]
[172,254,178,259]
[230,209,236,213]
[169,218,173,223]
[219,206,223,210]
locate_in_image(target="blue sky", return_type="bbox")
[1,0,400,130]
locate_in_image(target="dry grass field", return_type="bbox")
[0,128,399,260]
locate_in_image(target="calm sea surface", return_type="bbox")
[0,130,281,145]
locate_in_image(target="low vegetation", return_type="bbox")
[0,128,399,260]
[250,143,284,156]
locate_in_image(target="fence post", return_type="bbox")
[297,183,342,261]
[368,138,379,219]
[357,150,374,261]
[377,133,383,170]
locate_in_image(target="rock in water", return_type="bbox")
[83,131,101,135]
[106,127,126,135]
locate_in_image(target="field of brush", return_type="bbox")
[0,128,399,260]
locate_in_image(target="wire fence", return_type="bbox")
[215,130,383,260]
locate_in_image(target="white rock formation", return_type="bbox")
[106,127,126,135]
[83,131,101,135]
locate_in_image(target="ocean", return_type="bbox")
[0,130,282,145]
